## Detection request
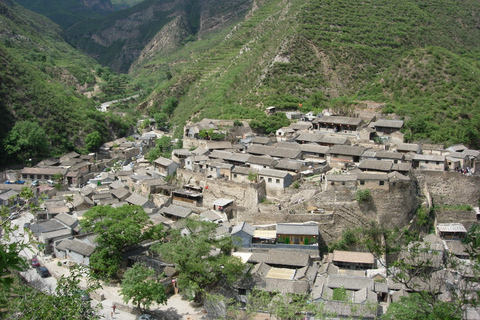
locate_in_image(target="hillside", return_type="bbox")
[0,0,136,166]
[14,0,114,28]
[126,0,480,146]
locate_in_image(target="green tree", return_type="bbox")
[152,218,244,303]
[162,97,178,116]
[153,113,168,129]
[147,136,173,162]
[4,120,49,164]
[355,188,371,202]
[2,266,102,319]
[85,131,102,152]
[382,293,460,320]
[120,263,168,313]
[79,205,165,279]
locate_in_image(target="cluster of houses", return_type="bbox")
[2,112,480,318]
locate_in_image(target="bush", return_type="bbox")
[356,189,371,202]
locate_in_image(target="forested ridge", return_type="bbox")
[2,0,480,166]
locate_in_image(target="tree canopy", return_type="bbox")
[120,262,168,312]
[4,120,49,164]
[79,205,165,278]
[151,218,244,303]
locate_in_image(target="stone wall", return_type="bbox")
[416,171,480,207]
[176,168,266,215]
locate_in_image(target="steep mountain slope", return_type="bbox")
[14,0,114,28]
[0,0,134,165]
[128,0,480,146]
[65,0,252,73]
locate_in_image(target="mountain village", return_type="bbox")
[2,108,480,319]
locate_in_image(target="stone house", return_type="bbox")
[313,116,364,133]
[274,159,307,174]
[332,250,376,269]
[231,221,255,247]
[111,187,131,201]
[446,152,469,171]
[231,167,258,183]
[395,143,422,154]
[300,144,330,159]
[357,172,389,191]
[275,127,295,141]
[289,121,313,132]
[246,155,277,170]
[205,160,233,179]
[318,135,351,147]
[328,145,365,167]
[185,155,209,172]
[276,222,319,246]
[154,157,179,177]
[172,189,203,207]
[252,136,274,146]
[295,132,324,144]
[0,189,19,207]
[160,204,193,221]
[358,159,393,173]
[436,223,467,240]
[172,149,192,168]
[31,219,73,254]
[125,193,156,209]
[21,167,68,182]
[372,119,404,135]
[258,168,293,189]
[412,154,446,171]
[55,237,96,266]
[374,151,404,163]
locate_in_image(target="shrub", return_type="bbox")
[356,189,371,202]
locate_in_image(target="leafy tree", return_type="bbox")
[249,113,290,134]
[153,112,168,129]
[4,120,49,164]
[79,205,165,279]
[162,97,178,116]
[152,218,244,303]
[382,293,461,320]
[2,266,102,319]
[147,136,174,162]
[85,131,102,152]
[355,188,371,202]
[120,263,168,312]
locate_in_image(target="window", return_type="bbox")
[276,179,280,184]
[379,181,385,186]
[268,178,272,183]
[233,174,237,178]
[342,182,345,185]
[360,180,365,185]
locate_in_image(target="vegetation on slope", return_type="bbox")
[130,0,480,145]
[0,1,137,166]
[14,0,114,28]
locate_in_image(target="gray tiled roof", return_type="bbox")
[276,223,319,236]
[208,150,233,160]
[258,168,291,178]
[232,221,255,237]
[374,119,404,128]
[329,145,365,156]
[326,274,373,291]
[295,132,324,143]
[358,159,393,172]
[374,151,404,160]
[266,250,310,267]
[160,204,192,218]
[66,239,96,256]
[313,116,363,126]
